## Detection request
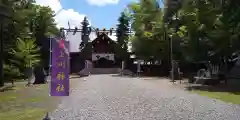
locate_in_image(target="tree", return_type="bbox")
[128,0,166,60]
[2,0,59,86]
[125,0,240,75]
[163,0,183,23]
[29,5,59,70]
[3,64,22,85]
[80,17,90,51]
[9,38,40,85]
[116,11,130,59]
[167,0,240,73]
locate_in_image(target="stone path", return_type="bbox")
[50,75,240,120]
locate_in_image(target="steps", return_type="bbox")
[78,68,91,76]
[91,68,121,74]
[122,69,134,75]
[79,67,134,75]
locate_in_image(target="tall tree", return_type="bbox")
[123,0,240,76]
[2,0,59,85]
[9,38,40,85]
[29,5,59,70]
[116,11,130,59]
[80,16,90,51]
[128,0,165,60]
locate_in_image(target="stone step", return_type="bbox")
[91,68,121,74]
[78,68,91,76]
[122,69,134,75]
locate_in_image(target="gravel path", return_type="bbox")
[50,75,240,120]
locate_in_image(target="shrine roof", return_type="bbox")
[91,32,116,44]
[66,31,116,52]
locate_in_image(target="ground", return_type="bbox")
[166,79,240,104]
[49,75,240,120]
[0,82,56,120]
[0,77,79,120]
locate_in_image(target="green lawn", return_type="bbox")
[0,82,60,120]
[0,78,79,120]
[194,90,240,104]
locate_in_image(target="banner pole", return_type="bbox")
[48,37,52,76]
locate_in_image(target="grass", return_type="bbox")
[0,77,79,120]
[0,108,47,120]
[194,90,240,104]
[0,82,60,120]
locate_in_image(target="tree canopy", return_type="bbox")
[1,0,60,86]
[2,0,240,85]
[116,11,130,59]
[125,0,240,71]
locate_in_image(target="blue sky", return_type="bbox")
[36,0,163,29]
[35,0,163,52]
[60,0,133,29]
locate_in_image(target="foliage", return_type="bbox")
[80,17,90,50]
[176,0,240,65]
[3,0,59,65]
[3,64,22,81]
[124,0,240,73]
[116,12,130,49]
[127,0,167,60]
[28,4,59,68]
[1,0,59,84]
[116,11,130,59]
[9,38,40,69]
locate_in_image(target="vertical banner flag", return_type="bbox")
[50,38,70,96]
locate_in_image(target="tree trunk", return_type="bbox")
[224,56,229,85]
[33,66,47,84]
[25,67,35,86]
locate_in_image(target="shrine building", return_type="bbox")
[67,30,122,73]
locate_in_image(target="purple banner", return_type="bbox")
[50,38,70,96]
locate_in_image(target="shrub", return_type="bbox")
[9,38,41,70]
[3,63,22,83]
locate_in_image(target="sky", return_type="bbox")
[35,0,137,52]
[35,0,136,29]
[34,0,163,52]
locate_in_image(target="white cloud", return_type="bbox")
[35,0,86,28]
[35,0,88,52]
[54,9,87,29]
[35,0,117,52]
[34,0,62,12]
[86,0,119,6]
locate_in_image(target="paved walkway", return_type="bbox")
[50,75,240,120]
